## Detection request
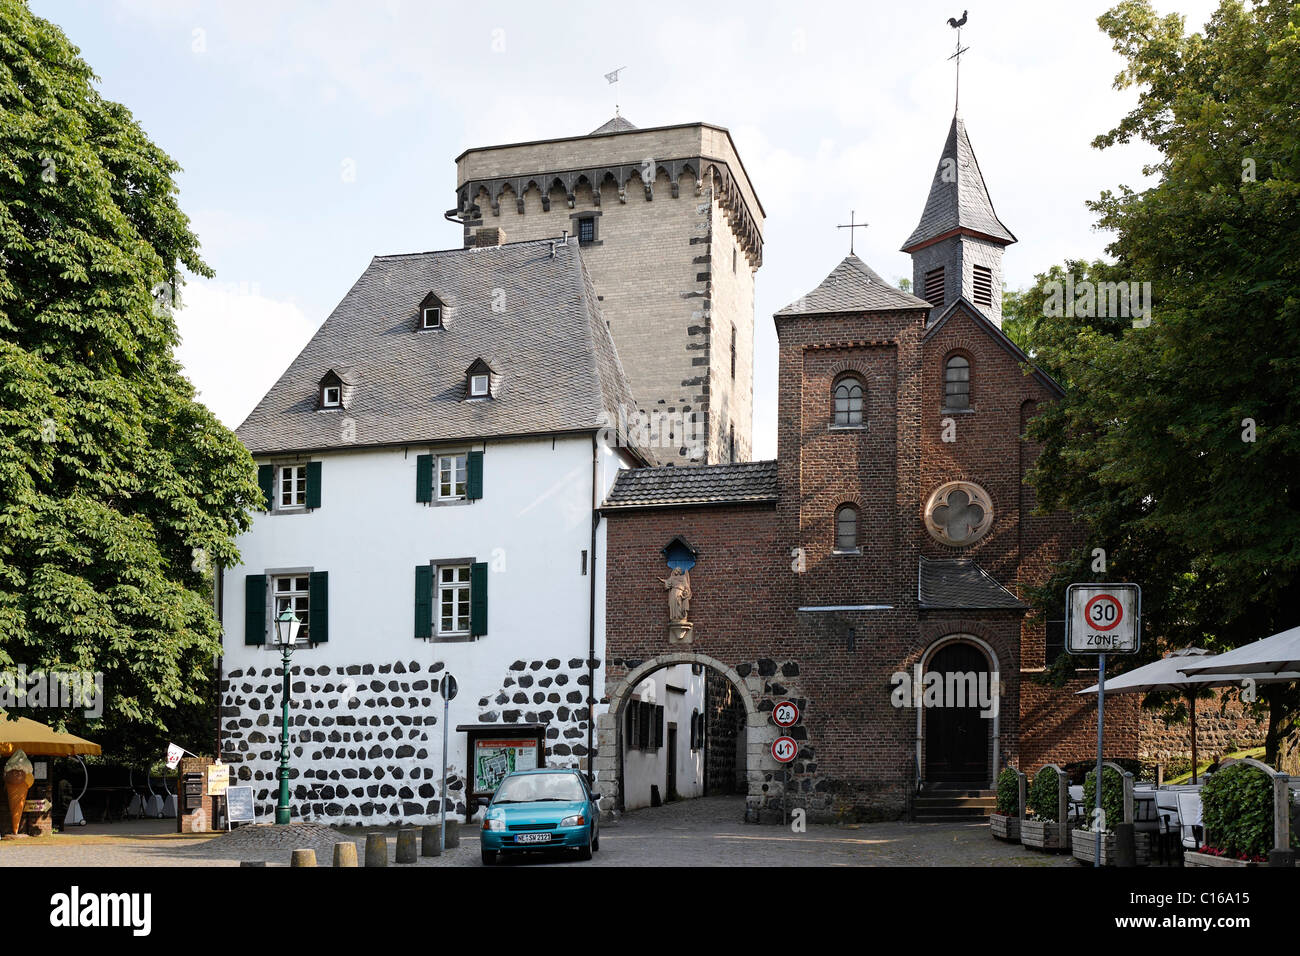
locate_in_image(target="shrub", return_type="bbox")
[995,767,1020,816]
[1201,764,1277,861]
[1082,766,1124,832]
[1027,767,1061,822]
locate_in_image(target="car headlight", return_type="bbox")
[559,814,585,828]
[483,813,506,831]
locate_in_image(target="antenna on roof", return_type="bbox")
[604,66,627,117]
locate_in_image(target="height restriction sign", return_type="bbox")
[1066,583,1141,655]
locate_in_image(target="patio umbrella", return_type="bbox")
[1076,648,1300,783]
[0,713,101,758]
[1176,624,1300,676]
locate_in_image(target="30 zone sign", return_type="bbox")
[1066,583,1141,655]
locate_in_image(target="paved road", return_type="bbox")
[0,797,1077,867]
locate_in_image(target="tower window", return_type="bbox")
[730,324,736,379]
[832,375,864,427]
[973,265,994,307]
[577,217,595,245]
[732,248,737,273]
[729,423,736,463]
[835,504,860,553]
[925,267,945,307]
[944,355,971,410]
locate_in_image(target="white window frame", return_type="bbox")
[271,573,311,644]
[469,374,490,398]
[322,384,341,407]
[277,464,308,511]
[437,454,468,500]
[438,564,471,636]
[422,306,442,329]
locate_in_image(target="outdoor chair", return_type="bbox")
[1175,791,1203,856]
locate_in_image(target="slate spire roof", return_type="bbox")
[776,254,930,317]
[236,238,638,456]
[590,115,637,135]
[901,112,1016,251]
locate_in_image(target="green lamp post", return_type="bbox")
[274,605,302,825]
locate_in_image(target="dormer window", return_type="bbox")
[317,369,355,410]
[465,357,494,400]
[418,291,445,331]
[322,385,341,407]
[470,374,489,397]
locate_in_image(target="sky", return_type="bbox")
[31,0,1221,460]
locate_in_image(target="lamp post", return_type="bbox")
[274,606,301,825]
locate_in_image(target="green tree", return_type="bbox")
[0,2,261,758]
[1020,0,1300,769]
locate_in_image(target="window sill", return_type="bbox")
[424,633,478,644]
[828,424,867,432]
[832,548,861,556]
[941,408,975,415]
[272,507,312,515]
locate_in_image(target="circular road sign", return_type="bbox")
[772,700,799,728]
[771,736,798,764]
[1084,593,1124,632]
[440,674,458,700]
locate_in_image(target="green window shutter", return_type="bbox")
[244,574,267,645]
[414,565,433,639]
[305,461,322,509]
[308,571,329,643]
[416,454,433,503]
[257,465,274,511]
[470,561,488,636]
[466,450,484,500]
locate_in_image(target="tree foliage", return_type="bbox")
[0,1,260,757]
[1019,0,1300,768]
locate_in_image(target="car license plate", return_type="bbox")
[516,832,551,844]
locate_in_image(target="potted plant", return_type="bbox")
[989,767,1023,841]
[1071,762,1151,866]
[1020,765,1071,851]
[1185,759,1296,866]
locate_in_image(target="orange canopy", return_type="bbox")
[0,714,101,758]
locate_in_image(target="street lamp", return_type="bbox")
[274,606,301,825]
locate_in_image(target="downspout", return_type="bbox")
[214,562,224,759]
[587,434,599,788]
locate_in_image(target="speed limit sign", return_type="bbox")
[771,736,797,764]
[772,700,799,728]
[1067,583,1140,654]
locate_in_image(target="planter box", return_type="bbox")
[1071,829,1151,866]
[990,814,1021,841]
[1021,819,1071,851]
[1183,850,1263,868]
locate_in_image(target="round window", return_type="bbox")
[924,481,994,547]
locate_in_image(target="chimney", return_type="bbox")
[474,226,506,247]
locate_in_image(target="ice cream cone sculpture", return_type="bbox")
[4,750,35,836]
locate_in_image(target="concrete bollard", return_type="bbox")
[396,828,418,864]
[239,860,266,867]
[332,842,358,867]
[444,819,460,848]
[421,824,442,857]
[364,832,388,867]
[290,848,317,867]
[1114,824,1137,868]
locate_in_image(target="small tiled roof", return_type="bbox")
[902,112,1016,251]
[603,460,779,510]
[918,556,1026,610]
[236,239,638,455]
[776,255,931,317]
[590,116,637,135]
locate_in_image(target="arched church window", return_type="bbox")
[944,355,970,410]
[834,504,860,553]
[832,376,864,427]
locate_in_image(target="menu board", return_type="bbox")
[473,738,539,794]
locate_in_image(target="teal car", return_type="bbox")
[479,768,600,865]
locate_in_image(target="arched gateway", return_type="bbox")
[594,652,770,816]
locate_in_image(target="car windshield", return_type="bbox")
[493,773,586,804]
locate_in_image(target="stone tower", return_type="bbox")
[902,112,1015,326]
[453,118,764,466]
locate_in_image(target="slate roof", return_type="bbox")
[917,556,1026,610]
[603,460,779,510]
[775,255,931,317]
[236,239,639,456]
[901,112,1016,251]
[590,116,638,135]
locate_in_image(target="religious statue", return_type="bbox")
[659,567,692,623]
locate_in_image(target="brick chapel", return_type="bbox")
[597,110,1144,821]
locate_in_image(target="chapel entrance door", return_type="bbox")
[923,642,991,786]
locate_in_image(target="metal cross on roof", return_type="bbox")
[837,210,869,255]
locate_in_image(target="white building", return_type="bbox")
[218,237,643,825]
[620,663,707,810]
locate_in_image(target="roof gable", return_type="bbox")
[776,255,930,317]
[924,296,1064,398]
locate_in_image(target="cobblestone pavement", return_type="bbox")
[0,797,1079,867]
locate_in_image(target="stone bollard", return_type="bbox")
[444,819,460,848]
[421,824,443,857]
[364,832,388,867]
[239,860,266,867]
[290,849,317,867]
[332,842,358,867]
[396,828,418,864]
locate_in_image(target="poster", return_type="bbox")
[474,738,539,793]
[206,762,229,796]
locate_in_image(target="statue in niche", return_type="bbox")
[659,566,692,624]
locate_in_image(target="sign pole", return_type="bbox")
[1094,652,1105,868]
[440,684,449,854]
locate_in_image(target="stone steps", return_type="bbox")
[913,789,996,822]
